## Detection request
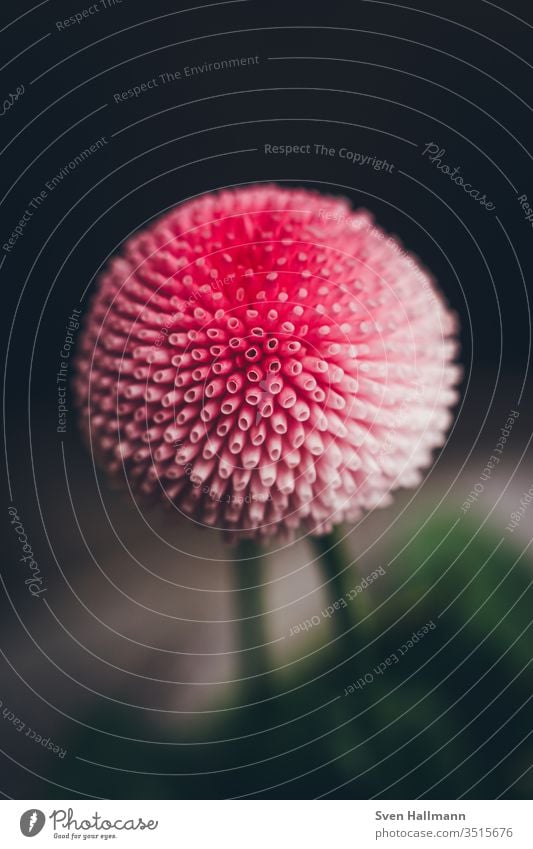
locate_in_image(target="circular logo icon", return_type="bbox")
[20,810,46,837]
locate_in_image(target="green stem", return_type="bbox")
[310,529,370,666]
[234,539,271,703]
[311,529,380,759]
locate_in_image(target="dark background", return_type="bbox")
[1,0,532,799]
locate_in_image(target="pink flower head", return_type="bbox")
[74,184,460,539]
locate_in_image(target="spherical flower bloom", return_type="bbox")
[74,184,460,539]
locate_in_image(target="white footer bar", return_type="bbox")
[2,799,531,848]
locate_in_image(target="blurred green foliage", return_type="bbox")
[50,512,532,798]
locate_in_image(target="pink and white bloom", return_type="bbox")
[74,185,460,538]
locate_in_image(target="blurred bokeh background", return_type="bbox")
[1,0,532,799]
